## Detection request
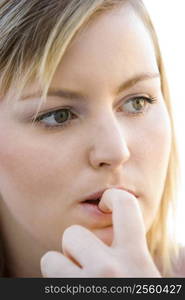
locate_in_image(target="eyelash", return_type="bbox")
[121,96,157,116]
[33,106,76,130]
[33,96,157,130]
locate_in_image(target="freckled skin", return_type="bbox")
[0,4,171,277]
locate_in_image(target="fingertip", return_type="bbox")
[98,188,115,213]
[99,188,134,212]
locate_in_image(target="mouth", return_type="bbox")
[81,187,138,205]
[81,189,106,211]
[79,187,138,222]
[81,194,103,214]
[79,190,110,222]
[83,198,101,205]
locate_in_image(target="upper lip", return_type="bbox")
[81,186,138,202]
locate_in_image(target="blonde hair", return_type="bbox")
[0,0,179,277]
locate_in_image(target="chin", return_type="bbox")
[93,227,113,246]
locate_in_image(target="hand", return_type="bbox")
[40,189,161,277]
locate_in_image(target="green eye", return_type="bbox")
[35,108,75,128]
[123,96,156,114]
[132,98,145,111]
[52,109,71,123]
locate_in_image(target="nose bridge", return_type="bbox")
[96,113,124,145]
[89,112,130,168]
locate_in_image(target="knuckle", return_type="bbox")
[41,251,58,264]
[63,224,84,238]
[40,251,59,275]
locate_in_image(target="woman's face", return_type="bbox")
[0,4,171,270]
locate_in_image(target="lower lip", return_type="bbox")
[79,192,139,224]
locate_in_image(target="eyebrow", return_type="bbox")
[22,72,160,101]
[116,72,160,94]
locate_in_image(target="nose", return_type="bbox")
[89,114,130,170]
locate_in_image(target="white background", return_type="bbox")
[143,0,185,245]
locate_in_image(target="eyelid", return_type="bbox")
[117,94,157,116]
[118,92,154,102]
[35,105,73,117]
[30,105,75,121]
[125,95,156,104]
[115,92,155,108]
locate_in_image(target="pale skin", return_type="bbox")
[0,4,174,277]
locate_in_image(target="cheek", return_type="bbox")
[146,105,171,176]
[136,103,171,174]
[0,129,84,248]
[0,130,81,208]
[136,104,172,229]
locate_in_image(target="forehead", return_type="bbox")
[51,3,158,93]
[48,4,158,97]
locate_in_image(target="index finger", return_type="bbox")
[99,188,146,248]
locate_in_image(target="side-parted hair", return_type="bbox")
[0,0,179,277]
